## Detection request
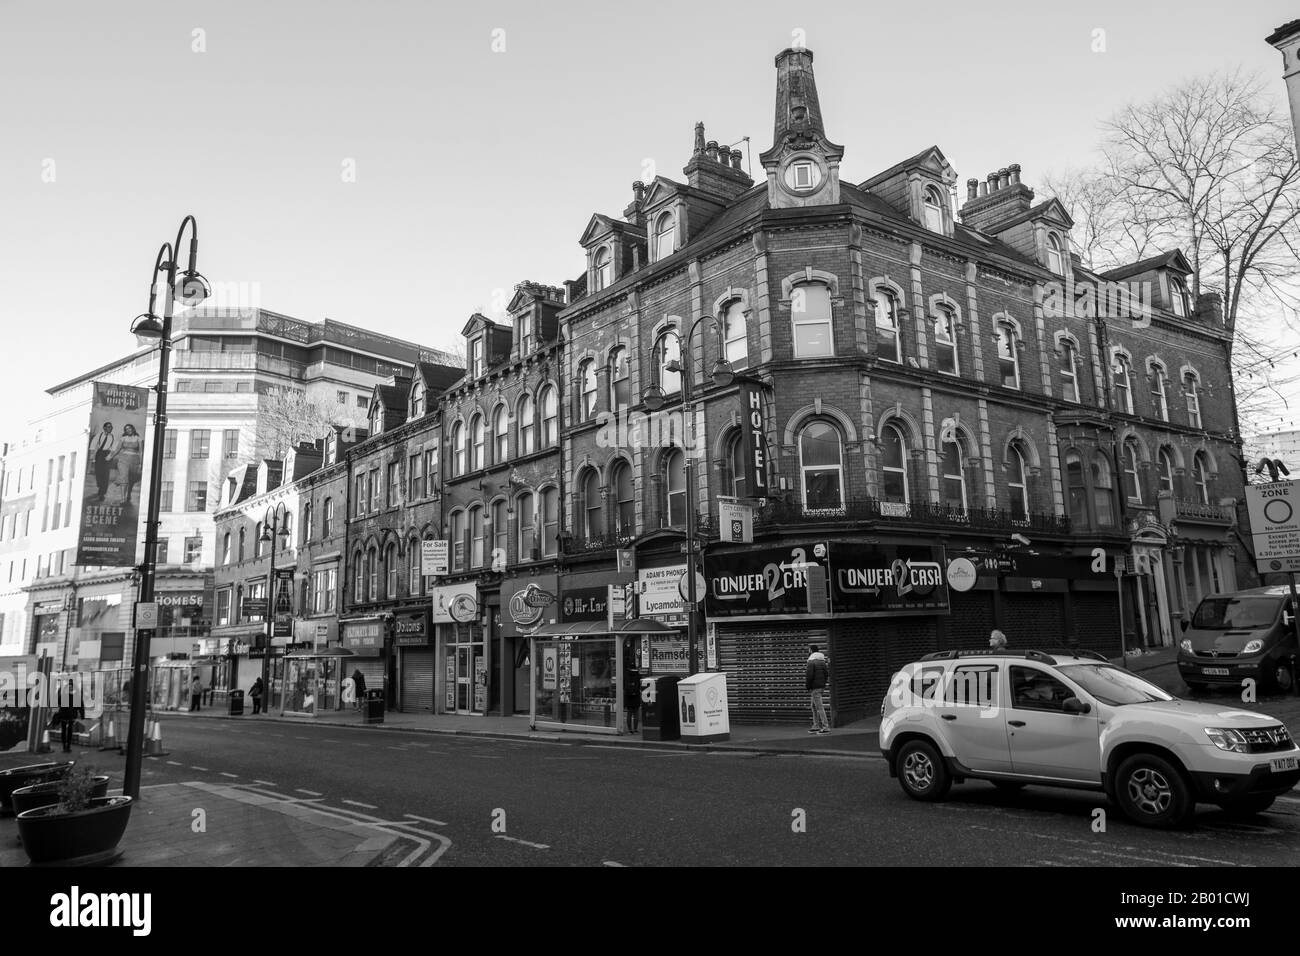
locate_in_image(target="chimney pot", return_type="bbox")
[966,178,979,201]
[1008,163,1021,185]
[978,181,988,197]
[632,181,645,203]
[987,172,1000,192]
[706,140,720,163]
[998,168,1010,190]
[730,148,744,171]
[694,122,706,156]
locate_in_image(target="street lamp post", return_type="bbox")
[642,318,735,677]
[123,216,210,799]
[261,503,291,710]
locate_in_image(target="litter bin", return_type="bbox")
[228,690,245,716]
[363,688,385,725]
[640,674,681,741]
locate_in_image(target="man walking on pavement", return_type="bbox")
[806,644,830,734]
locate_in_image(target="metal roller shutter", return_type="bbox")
[1002,593,1066,649]
[401,649,435,712]
[350,660,386,697]
[717,625,829,723]
[947,592,996,650]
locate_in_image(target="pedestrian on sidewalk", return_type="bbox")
[623,641,642,734]
[352,669,366,710]
[54,680,84,753]
[989,629,1008,651]
[806,644,830,734]
[249,677,264,715]
[189,674,203,712]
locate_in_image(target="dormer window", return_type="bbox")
[790,162,815,190]
[923,186,945,233]
[1046,233,1065,276]
[518,312,534,355]
[470,338,484,377]
[1169,278,1188,317]
[593,248,613,292]
[410,380,425,419]
[654,213,675,262]
[369,401,383,435]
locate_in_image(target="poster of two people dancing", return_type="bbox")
[75,382,149,568]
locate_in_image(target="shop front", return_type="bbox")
[433,581,489,715]
[282,647,351,716]
[340,617,387,702]
[189,637,235,707]
[394,607,435,713]
[635,562,699,676]
[151,657,196,712]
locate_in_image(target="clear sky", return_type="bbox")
[2,0,1297,445]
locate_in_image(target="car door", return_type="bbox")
[1005,665,1101,782]
[935,662,1012,772]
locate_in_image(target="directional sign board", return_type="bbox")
[1246,480,1300,573]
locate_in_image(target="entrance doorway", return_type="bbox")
[443,628,486,715]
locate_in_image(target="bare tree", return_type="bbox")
[255,387,359,460]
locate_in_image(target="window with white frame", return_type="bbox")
[1193,452,1211,504]
[470,337,485,377]
[583,470,603,539]
[654,213,675,261]
[1090,455,1115,526]
[1113,353,1133,413]
[996,322,1020,389]
[664,450,686,527]
[451,422,465,476]
[1058,338,1080,403]
[654,330,681,395]
[471,413,485,471]
[874,289,901,364]
[410,380,425,419]
[408,542,422,597]
[451,510,466,570]
[1149,363,1168,421]
[493,406,509,462]
[368,546,379,601]
[1170,278,1188,317]
[1158,447,1176,495]
[1065,453,1087,526]
[881,423,909,503]
[491,500,507,566]
[518,394,536,455]
[353,552,364,604]
[579,359,597,420]
[610,347,630,411]
[541,488,559,557]
[1123,439,1143,503]
[722,300,748,368]
[593,248,612,292]
[923,185,945,233]
[1047,233,1065,276]
[1184,372,1201,428]
[222,532,231,565]
[540,385,559,448]
[799,421,844,512]
[723,430,749,499]
[933,304,958,375]
[613,461,634,536]
[216,589,231,627]
[385,543,398,599]
[322,498,333,537]
[792,283,834,359]
[1008,443,1029,521]
[517,492,536,559]
[470,504,485,568]
[518,311,534,355]
[941,437,968,513]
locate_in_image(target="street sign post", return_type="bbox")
[1246,480,1300,695]
[134,602,158,629]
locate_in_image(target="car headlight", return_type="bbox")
[1180,639,1192,652]
[1204,727,1250,753]
[1242,639,1264,655]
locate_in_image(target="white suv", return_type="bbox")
[879,649,1300,828]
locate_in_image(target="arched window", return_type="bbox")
[540,385,558,448]
[874,289,901,364]
[940,437,968,513]
[1008,444,1029,521]
[654,330,681,395]
[322,498,333,538]
[409,537,422,597]
[451,421,465,476]
[579,359,598,421]
[923,185,945,233]
[353,551,364,603]
[450,510,466,571]
[493,405,509,462]
[368,545,379,601]
[1113,353,1133,414]
[654,213,675,261]
[469,504,485,568]
[1193,452,1211,505]
[518,394,536,455]
[664,450,687,527]
[385,542,398,599]
[593,247,612,292]
[722,430,748,499]
[583,469,603,540]
[996,322,1020,389]
[540,488,559,557]
[517,492,536,559]
[1170,277,1188,317]
[1158,447,1176,494]
[799,421,844,512]
[933,304,958,375]
[470,413,485,471]
[1046,233,1065,276]
[1149,363,1168,421]
[880,423,909,504]
[238,527,246,562]
[722,300,748,368]
[222,532,231,565]
[254,523,264,559]
[1091,455,1115,527]
[793,283,834,359]
[410,380,425,419]
[1184,372,1201,428]
[612,460,635,536]
[302,502,312,546]
[1122,439,1143,503]
[1065,452,1087,526]
[1058,338,1080,402]
[609,347,630,411]
[491,500,508,568]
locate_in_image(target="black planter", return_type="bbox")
[16,796,133,866]
[10,776,109,817]
[0,761,75,817]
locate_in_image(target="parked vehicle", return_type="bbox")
[879,649,1300,828]
[1177,586,1298,694]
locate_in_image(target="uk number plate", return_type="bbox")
[1270,755,1299,773]
[1201,667,1229,676]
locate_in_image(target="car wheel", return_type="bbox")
[1218,794,1276,816]
[896,739,951,802]
[1115,753,1195,829]
[1269,662,1294,694]
[992,780,1027,791]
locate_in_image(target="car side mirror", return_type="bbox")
[1180,619,1189,632]
[1063,697,1091,715]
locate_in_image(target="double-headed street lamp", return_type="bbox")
[260,503,292,703]
[123,216,210,799]
[642,316,737,677]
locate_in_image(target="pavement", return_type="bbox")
[4,645,1298,867]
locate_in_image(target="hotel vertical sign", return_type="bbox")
[76,382,149,568]
[738,383,769,498]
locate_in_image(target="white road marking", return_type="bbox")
[295,788,323,797]
[166,760,183,766]
[470,755,502,759]
[343,799,378,809]
[495,835,549,850]
[404,814,449,826]
[293,736,310,741]
[191,766,209,771]
[602,861,626,867]
[253,780,277,787]
[219,772,238,779]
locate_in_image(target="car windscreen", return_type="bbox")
[1057,664,1173,706]
[1191,596,1282,630]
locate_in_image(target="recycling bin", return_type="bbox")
[640,674,681,741]
[228,690,245,716]
[363,688,385,725]
[677,672,730,742]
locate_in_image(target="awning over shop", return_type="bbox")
[528,618,679,637]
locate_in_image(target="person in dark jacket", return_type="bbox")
[352,669,367,710]
[249,677,264,715]
[54,680,84,753]
[805,645,830,734]
[623,642,642,734]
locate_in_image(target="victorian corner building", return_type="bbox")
[7,48,1252,729]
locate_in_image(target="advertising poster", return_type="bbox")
[273,568,295,637]
[76,382,149,567]
[637,565,689,617]
[542,647,557,690]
